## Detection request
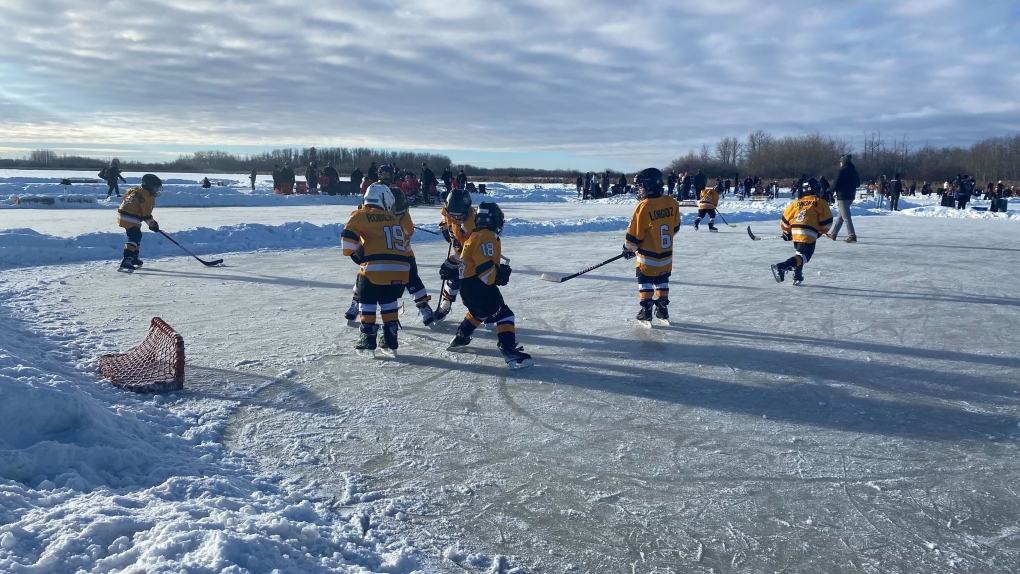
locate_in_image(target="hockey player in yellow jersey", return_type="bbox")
[693,183,720,232]
[446,201,533,370]
[772,178,833,285]
[341,183,411,357]
[432,189,477,323]
[342,190,434,326]
[115,174,162,273]
[622,168,682,323]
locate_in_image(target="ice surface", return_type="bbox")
[2,171,1019,572]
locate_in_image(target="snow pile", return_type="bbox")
[0,280,426,573]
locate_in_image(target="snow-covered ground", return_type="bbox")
[2,170,1020,573]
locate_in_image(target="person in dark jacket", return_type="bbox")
[201,177,212,189]
[667,170,678,196]
[679,172,692,200]
[249,168,258,191]
[954,174,971,209]
[575,174,583,197]
[367,161,378,183]
[456,169,468,190]
[819,176,831,202]
[350,166,364,193]
[323,162,340,195]
[826,154,861,243]
[279,162,296,194]
[743,176,754,199]
[272,164,282,192]
[441,166,453,193]
[305,162,319,192]
[105,159,127,198]
[889,173,903,211]
[618,173,627,194]
[601,172,611,196]
[693,169,708,197]
[420,163,438,203]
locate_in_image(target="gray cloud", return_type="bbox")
[0,0,1017,170]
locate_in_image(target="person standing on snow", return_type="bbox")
[104,158,127,198]
[889,173,903,211]
[249,168,258,191]
[621,168,681,324]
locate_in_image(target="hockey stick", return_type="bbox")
[540,253,625,283]
[715,212,738,228]
[158,231,224,266]
[746,226,784,241]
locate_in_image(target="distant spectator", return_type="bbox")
[441,166,453,193]
[272,164,282,192]
[679,172,692,200]
[601,172,611,196]
[420,163,438,203]
[888,173,903,211]
[618,173,627,194]
[456,169,468,190]
[201,177,211,189]
[367,161,378,183]
[575,174,583,197]
[350,166,364,193]
[104,158,127,198]
[305,162,319,192]
[249,168,257,191]
[323,162,340,195]
[693,169,708,196]
[279,162,296,194]
[826,154,861,243]
[954,174,971,209]
[819,176,831,202]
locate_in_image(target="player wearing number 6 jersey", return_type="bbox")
[342,183,411,356]
[622,168,682,323]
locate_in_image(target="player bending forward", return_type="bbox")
[116,174,163,273]
[433,189,476,323]
[447,202,533,370]
[341,184,410,357]
[622,168,681,324]
[344,191,434,326]
[772,178,832,285]
[692,182,719,232]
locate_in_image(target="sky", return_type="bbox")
[0,0,1018,172]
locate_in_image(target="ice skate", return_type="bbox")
[636,302,653,326]
[498,342,534,371]
[793,269,805,286]
[131,258,144,268]
[771,263,787,283]
[344,300,359,327]
[376,322,399,359]
[446,328,472,352]
[117,257,136,274]
[693,219,700,231]
[653,300,670,326]
[708,223,718,232]
[416,301,435,327]
[355,331,377,358]
[432,298,453,323]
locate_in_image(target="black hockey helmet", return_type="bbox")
[390,187,409,217]
[141,174,163,194]
[634,167,664,198]
[474,201,504,233]
[805,177,820,195]
[444,189,472,221]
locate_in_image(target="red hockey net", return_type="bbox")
[98,317,185,393]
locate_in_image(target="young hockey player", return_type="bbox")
[772,178,833,285]
[341,184,410,357]
[447,202,533,370]
[622,168,681,324]
[692,181,719,231]
[343,181,434,326]
[115,174,162,273]
[432,188,477,323]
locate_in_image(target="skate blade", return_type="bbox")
[445,345,474,353]
[356,348,375,358]
[117,267,134,274]
[375,348,397,360]
[770,265,784,283]
[507,357,534,371]
[637,319,653,328]
[652,318,670,326]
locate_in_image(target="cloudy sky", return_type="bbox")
[1,0,1018,171]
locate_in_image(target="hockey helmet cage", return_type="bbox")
[634,167,664,198]
[141,173,163,194]
[474,201,504,233]
[364,183,394,212]
[444,189,472,220]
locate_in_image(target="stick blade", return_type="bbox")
[746,226,759,241]
[203,259,225,267]
[539,273,563,283]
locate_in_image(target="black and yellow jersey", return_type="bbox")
[698,188,719,210]
[117,186,157,229]
[780,196,833,243]
[625,195,681,276]
[341,206,411,285]
[460,227,501,285]
[440,205,477,259]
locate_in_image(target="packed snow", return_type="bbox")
[2,170,1019,573]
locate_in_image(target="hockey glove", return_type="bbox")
[782,232,792,241]
[621,247,635,260]
[350,247,364,265]
[148,221,160,233]
[439,260,459,281]
[441,226,453,244]
[495,264,512,286]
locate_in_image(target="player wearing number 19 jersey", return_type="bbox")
[622,168,681,322]
[342,184,410,354]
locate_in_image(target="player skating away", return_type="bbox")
[692,183,720,232]
[341,184,410,357]
[432,189,476,323]
[771,178,833,285]
[116,174,163,273]
[447,202,533,370]
[622,168,681,325]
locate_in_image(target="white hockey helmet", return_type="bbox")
[364,183,394,212]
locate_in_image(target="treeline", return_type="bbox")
[667,131,1020,183]
[0,146,580,180]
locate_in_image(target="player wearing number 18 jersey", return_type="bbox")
[342,184,410,355]
[622,168,681,322]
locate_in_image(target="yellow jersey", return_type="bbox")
[117,186,157,229]
[625,195,681,276]
[698,189,719,210]
[341,206,411,285]
[460,228,501,285]
[780,196,833,243]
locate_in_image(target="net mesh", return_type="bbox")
[98,317,185,393]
